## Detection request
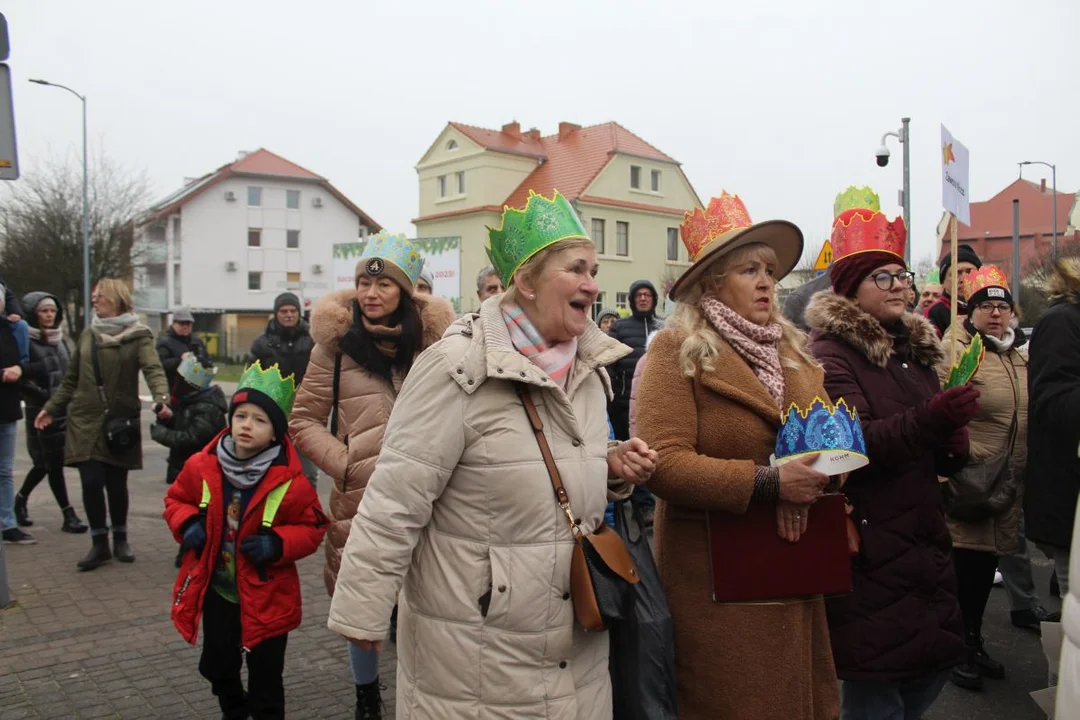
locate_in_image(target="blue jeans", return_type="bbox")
[348,640,379,685]
[0,421,18,531]
[840,671,948,720]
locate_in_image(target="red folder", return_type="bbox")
[706,493,852,603]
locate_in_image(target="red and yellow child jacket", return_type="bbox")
[164,430,327,649]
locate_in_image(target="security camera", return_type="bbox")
[875,146,891,167]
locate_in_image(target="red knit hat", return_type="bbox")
[831,251,907,298]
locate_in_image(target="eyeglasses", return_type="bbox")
[870,271,915,291]
[974,302,1012,315]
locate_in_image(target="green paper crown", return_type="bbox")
[944,333,985,389]
[927,268,941,284]
[833,186,881,219]
[238,360,298,415]
[486,190,589,286]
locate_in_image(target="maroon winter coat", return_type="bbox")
[806,292,967,683]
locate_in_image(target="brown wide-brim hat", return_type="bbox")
[668,220,804,301]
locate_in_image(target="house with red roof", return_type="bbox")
[935,178,1077,281]
[133,148,380,357]
[414,121,701,313]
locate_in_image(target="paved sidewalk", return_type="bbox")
[0,415,396,719]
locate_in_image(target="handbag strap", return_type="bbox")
[89,331,109,411]
[329,352,342,436]
[514,383,580,535]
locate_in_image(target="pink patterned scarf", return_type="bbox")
[502,304,578,389]
[700,296,785,408]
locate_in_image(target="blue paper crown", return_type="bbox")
[178,352,214,389]
[776,397,867,462]
[360,232,424,286]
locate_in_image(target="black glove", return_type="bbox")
[240,531,283,566]
[180,517,207,557]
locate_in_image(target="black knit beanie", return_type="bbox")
[274,292,301,314]
[229,388,288,442]
[939,244,982,281]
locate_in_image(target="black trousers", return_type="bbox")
[952,547,999,638]
[19,466,71,508]
[199,589,288,720]
[76,460,129,533]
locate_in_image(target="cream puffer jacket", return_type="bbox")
[289,289,455,595]
[328,297,632,719]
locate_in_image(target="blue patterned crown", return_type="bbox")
[178,352,214,389]
[776,397,867,470]
[359,232,425,287]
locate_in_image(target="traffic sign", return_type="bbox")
[812,240,833,272]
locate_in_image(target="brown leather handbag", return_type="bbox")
[516,384,640,632]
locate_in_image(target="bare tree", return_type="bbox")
[798,239,828,273]
[912,254,936,285]
[0,152,152,335]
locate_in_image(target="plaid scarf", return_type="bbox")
[700,296,785,408]
[502,304,577,389]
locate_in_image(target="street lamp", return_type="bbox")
[874,117,911,266]
[1018,160,1058,262]
[28,78,91,328]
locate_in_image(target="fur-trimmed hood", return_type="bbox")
[309,288,455,352]
[1048,257,1080,305]
[805,291,944,369]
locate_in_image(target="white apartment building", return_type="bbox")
[133,149,380,358]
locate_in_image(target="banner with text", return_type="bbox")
[333,237,462,312]
[941,124,971,225]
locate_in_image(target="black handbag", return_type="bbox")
[944,385,1020,522]
[90,331,140,454]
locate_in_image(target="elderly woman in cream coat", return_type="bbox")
[327,191,657,719]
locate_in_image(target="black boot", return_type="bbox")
[77,534,112,571]
[113,531,135,563]
[969,633,1005,679]
[950,659,983,690]
[355,680,383,720]
[61,506,88,534]
[14,493,32,527]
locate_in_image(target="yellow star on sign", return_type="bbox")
[943,142,956,165]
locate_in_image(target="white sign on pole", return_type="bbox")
[333,237,462,312]
[941,124,970,225]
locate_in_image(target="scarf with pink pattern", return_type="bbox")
[502,303,577,389]
[700,296,785,408]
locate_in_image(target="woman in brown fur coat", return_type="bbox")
[289,236,454,718]
[636,194,840,719]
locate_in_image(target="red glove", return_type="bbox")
[928,385,981,430]
[941,427,970,457]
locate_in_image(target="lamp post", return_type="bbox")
[28,79,90,327]
[875,118,911,266]
[1018,160,1058,262]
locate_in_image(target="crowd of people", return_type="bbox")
[1,182,1078,720]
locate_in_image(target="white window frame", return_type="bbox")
[616,292,629,311]
[591,218,605,254]
[286,190,301,210]
[651,169,661,192]
[667,227,679,261]
[286,230,300,249]
[616,221,630,257]
[456,171,466,195]
[247,186,262,207]
[630,165,641,189]
[248,272,262,291]
[437,175,447,198]
[247,229,261,248]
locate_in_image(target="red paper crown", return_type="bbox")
[963,264,1010,299]
[831,208,907,262]
[680,192,753,262]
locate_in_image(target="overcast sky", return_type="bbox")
[8,0,1078,266]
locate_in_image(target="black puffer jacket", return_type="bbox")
[150,385,228,482]
[156,326,212,389]
[609,280,661,405]
[21,293,70,467]
[1025,259,1080,551]
[248,319,315,385]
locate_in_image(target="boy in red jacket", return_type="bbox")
[164,361,326,720]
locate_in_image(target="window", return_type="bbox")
[287,230,300,249]
[437,175,447,198]
[651,170,661,192]
[667,227,679,261]
[456,171,466,195]
[616,292,629,311]
[591,219,605,254]
[592,292,607,320]
[616,221,629,257]
[630,165,641,189]
[248,272,262,290]
[247,229,261,247]
[447,139,458,150]
[287,272,301,283]
[286,190,300,209]
[247,186,262,206]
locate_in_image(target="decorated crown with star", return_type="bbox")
[485,190,590,286]
[178,352,215,390]
[963,264,1010,300]
[358,231,425,288]
[776,397,868,474]
[237,360,297,416]
[679,191,754,262]
[831,186,907,263]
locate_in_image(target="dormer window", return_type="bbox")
[447,140,458,151]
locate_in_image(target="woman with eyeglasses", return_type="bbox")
[936,265,1031,692]
[805,193,974,719]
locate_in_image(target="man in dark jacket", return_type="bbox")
[925,245,982,338]
[1024,257,1080,596]
[248,293,315,386]
[156,308,212,390]
[782,269,832,332]
[0,273,23,321]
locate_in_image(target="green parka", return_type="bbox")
[44,323,169,470]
